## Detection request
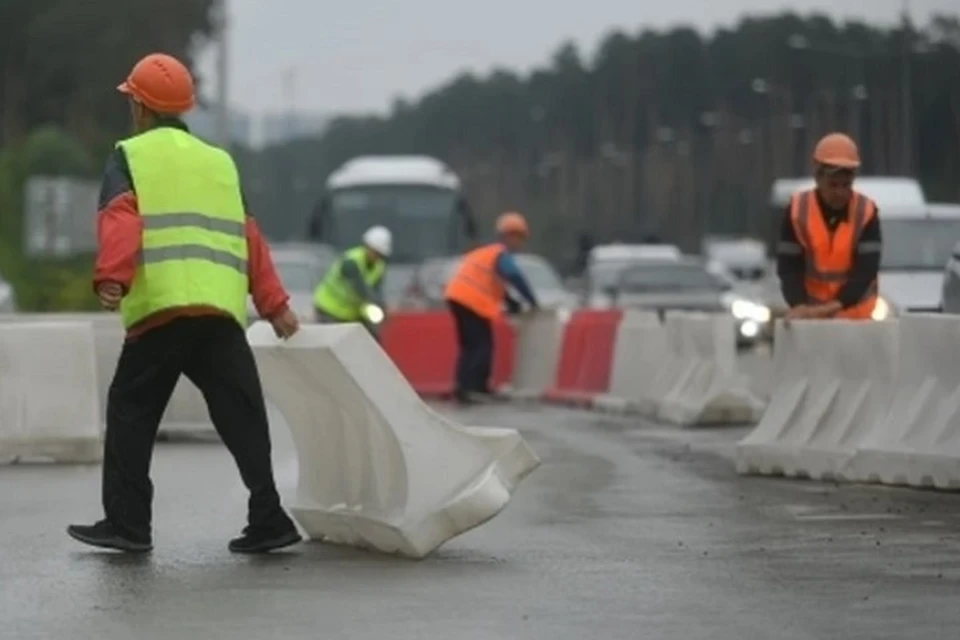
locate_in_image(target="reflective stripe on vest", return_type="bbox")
[312,246,384,321]
[444,243,506,319]
[789,189,878,319]
[117,127,249,329]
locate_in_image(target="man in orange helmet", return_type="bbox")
[776,132,883,321]
[67,53,302,554]
[444,212,540,404]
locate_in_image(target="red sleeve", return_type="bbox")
[93,192,141,292]
[246,217,290,319]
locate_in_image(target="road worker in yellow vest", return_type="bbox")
[313,226,391,336]
[69,53,301,555]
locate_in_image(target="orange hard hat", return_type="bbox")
[496,211,529,236]
[117,53,196,114]
[812,132,861,170]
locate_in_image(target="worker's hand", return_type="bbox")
[97,281,124,311]
[786,304,829,320]
[809,301,843,318]
[270,308,300,340]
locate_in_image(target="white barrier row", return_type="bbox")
[736,314,960,489]
[0,322,101,463]
[0,313,212,441]
[247,322,541,558]
[595,310,764,426]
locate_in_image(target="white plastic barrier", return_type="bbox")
[0,322,101,463]
[506,309,567,399]
[0,313,213,437]
[247,321,541,559]
[656,312,764,426]
[736,319,898,480]
[593,310,671,415]
[850,315,960,488]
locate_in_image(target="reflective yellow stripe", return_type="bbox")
[140,245,247,274]
[142,212,245,237]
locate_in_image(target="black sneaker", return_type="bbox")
[66,520,152,553]
[228,527,302,554]
[453,389,474,406]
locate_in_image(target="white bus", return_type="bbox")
[308,155,477,264]
[770,176,960,314]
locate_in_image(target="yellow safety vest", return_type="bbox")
[313,246,385,321]
[118,127,248,329]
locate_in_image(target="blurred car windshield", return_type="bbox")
[589,259,644,291]
[514,255,563,291]
[618,262,731,293]
[275,259,321,292]
[882,219,960,270]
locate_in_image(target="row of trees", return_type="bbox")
[241,12,960,260]
[0,1,215,309]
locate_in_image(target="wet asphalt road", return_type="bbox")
[3,372,960,639]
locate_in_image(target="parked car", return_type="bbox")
[610,257,772,346]
[940,237,960,314]
[399,253,576,312]
[248,245,334,323]
[0,273,15,312]
[582,243,683,308]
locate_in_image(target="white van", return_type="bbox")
[770,176,960,314]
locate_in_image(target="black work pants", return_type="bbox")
[101,315,290,542]
[447,300,494,394]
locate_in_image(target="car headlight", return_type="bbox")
[871,297,891,321]
[729,298,771,323]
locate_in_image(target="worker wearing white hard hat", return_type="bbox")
[312,226,391,335]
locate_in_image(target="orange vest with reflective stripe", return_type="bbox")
[789,189,878,320]
[444,243,506,319]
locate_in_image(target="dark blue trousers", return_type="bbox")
[447,300,493,394]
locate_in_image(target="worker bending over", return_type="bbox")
[444,212,539,404]
[777,132,883,320]
[68,53,301,554]
[313,226,391,337]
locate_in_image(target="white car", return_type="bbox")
[248,246,334,323]
[940,237,960,314]
[0,275,15,312]
[607,257,771,346]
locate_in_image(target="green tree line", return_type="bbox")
[242,12,960,264]
[0,0,214,309]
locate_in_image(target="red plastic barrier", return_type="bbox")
[381,310,515,397]
[544,309,622,405]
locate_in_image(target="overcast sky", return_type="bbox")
[194,0,956,115]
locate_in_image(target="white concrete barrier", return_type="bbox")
[850,315,960,489]
[247,321,541,559]
[0,322,101,463]
[736,319,898,480]
[656,312,764,426]
[593,310,671,415]
[506,309,567,399]
[0,313,214,438]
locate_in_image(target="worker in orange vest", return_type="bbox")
[777,132,883,321]
[444,212,539,404]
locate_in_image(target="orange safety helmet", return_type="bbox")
[117,53,196,114]
[496,211,529,236]
[812,132,861,170]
